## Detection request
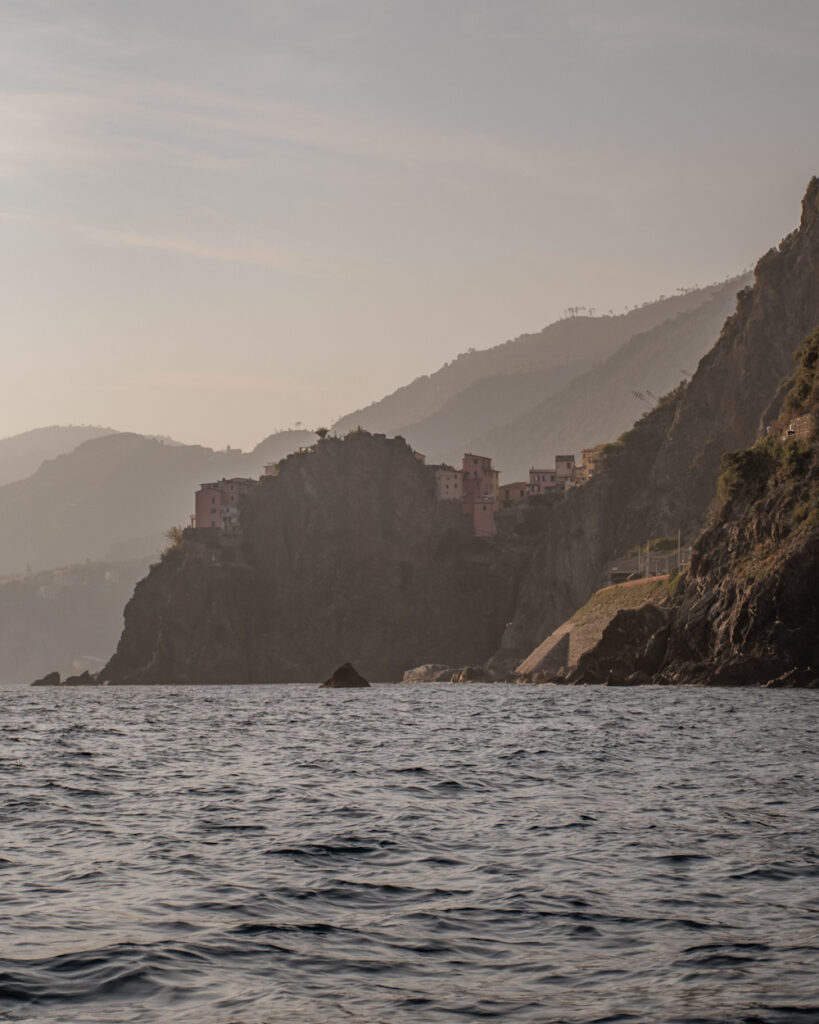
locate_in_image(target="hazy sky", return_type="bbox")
[2,1,818,450]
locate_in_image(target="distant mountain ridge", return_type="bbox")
[0,281,748,580]
[0,429,316,577]
[333,284,744,446]
[462,277,748,478]
[0,425,117,486]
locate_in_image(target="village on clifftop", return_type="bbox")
[192,434,606,539]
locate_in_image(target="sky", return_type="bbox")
[2,0,818,451]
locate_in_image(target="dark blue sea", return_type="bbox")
[2,684,818,1024]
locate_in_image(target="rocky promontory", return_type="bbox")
[98,431,540,684]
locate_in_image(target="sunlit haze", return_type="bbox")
[2,0,818,450]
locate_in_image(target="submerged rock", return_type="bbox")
[321,662,371,688]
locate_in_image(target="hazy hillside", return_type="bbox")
[333,285,741,438]
[388,360,592,464]
[0,429,316,577]
[0,425,117,486]
[465,276,748,478]
[0,558,151,686]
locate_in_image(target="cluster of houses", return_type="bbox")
[193,440,606,539]
[435,446,605,536]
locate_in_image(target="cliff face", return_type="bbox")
[569,332,819,687]
[655,334,819,686]
[98,181,819,687]
[496,178,819,665]
[102,432,536,684]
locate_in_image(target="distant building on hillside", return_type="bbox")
[434,465,463,500]
[461,453,498,536]
[500,481,529,508]
[783,413,816,441]
[464,493,497,537]
[555,454,577,486]
[194,478,257,533]
[528,468,557,495]
[462,453,499,501]
[578,444,605,482]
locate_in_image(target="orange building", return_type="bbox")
[578,444,605,482]
[500,481,529,508]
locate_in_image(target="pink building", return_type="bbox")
[462,453,499,500]
[460,453,498,536]
[463,494,497,537]
[194,478,257,533]
[434,465,463,500]
[528,468,557,495]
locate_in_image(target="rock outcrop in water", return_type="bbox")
[321,663,371,688]
[493,178,819,672]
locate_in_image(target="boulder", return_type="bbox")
[568,604,668,685]
[321,662,371,688]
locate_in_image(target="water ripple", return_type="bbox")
[1,683,817,1023]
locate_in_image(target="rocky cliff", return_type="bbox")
[494,178,819,668]
[100,432,540,684]
[567,327,819,687]
[89,180,819,688]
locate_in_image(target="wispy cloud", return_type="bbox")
[0,1,540,184]
[0,208,318,271]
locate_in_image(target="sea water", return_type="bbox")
[2,683,817,1023]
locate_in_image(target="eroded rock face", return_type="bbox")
[656,433,819,688]
[321,663,370,688]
